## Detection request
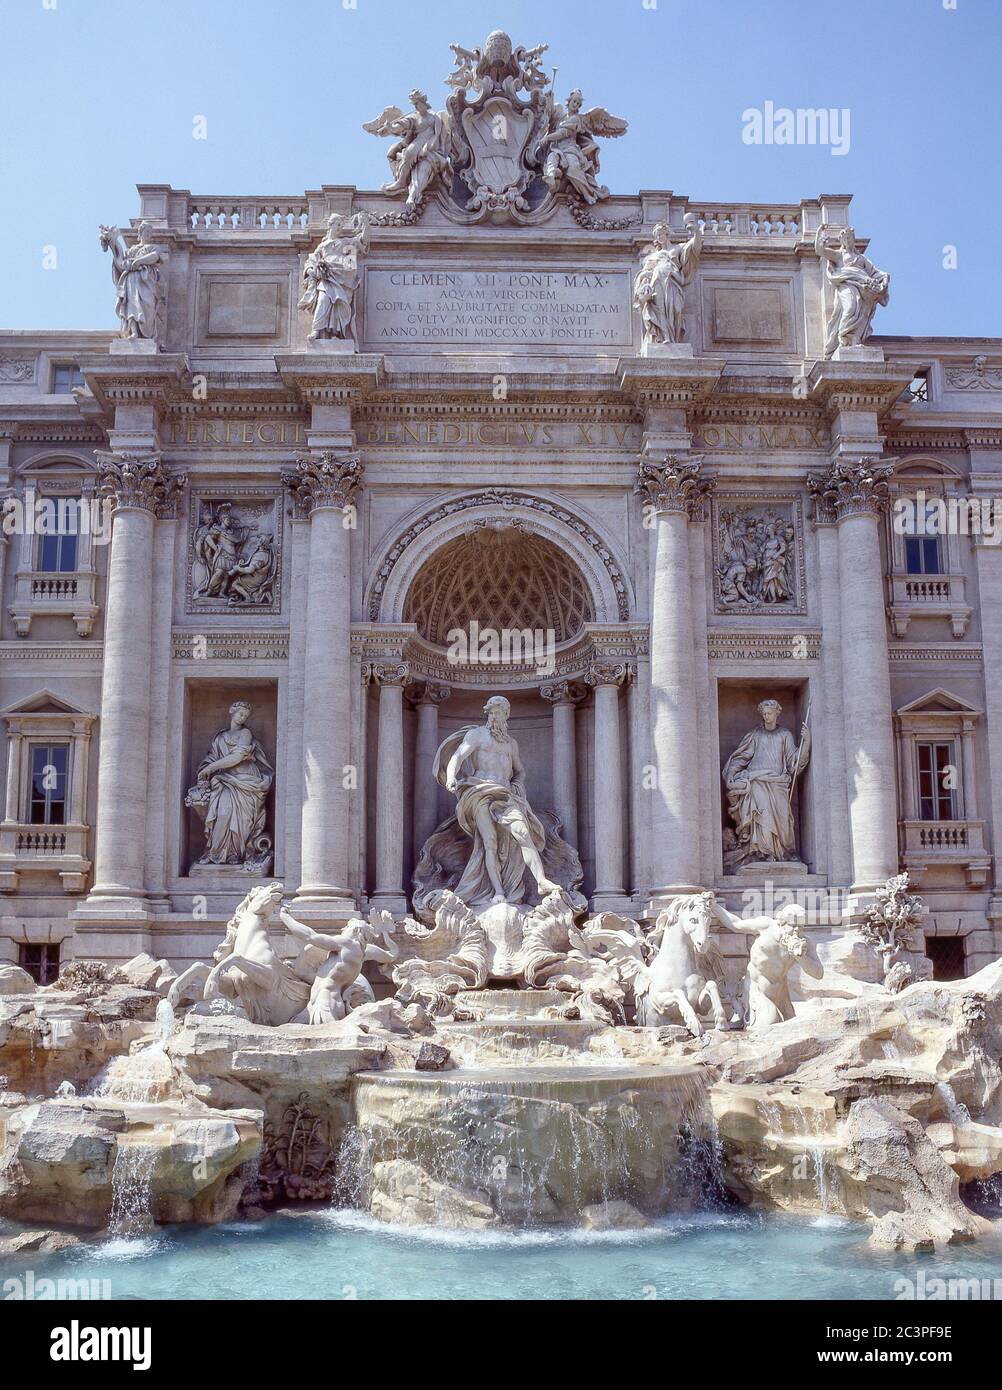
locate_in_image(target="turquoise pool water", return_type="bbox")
[4,1209,1002,1301]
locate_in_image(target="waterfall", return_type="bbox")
[91,1000,177,1104]
[109,1130,162,1236]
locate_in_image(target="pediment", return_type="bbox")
[0,689,93,717]
[895,688,981,718]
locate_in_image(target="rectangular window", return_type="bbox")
[29,743,68,825]
[917,741,956,821]
[18,941,60,986]
[51,364,84,394]
[36,501,80,572]
[925,935,965,982]
[906,370,930,403]
[901,495,944,574]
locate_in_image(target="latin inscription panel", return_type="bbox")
[363,267,633,350]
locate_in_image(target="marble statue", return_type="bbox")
[363,92,454,207]
[391,889,490,1015]
[433,696,560,908]
[186,701,274,872]
[538,89,627,205]
[99,221,167,343]
[197,883,310,1026]
[859,872,927,984]
[710,900,823,1029]
[633,214,702,351]
[281,906,399,1024]
[169,884,397,1027]
[815,224,890,357]
[298,211,370,345]
[633,893,731,1035]
[723,699,810,865]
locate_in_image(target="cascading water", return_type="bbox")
[92,1000,177,1104]
[338,1062,724,1227]
[109,1129,162,1236]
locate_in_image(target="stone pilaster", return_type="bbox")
[540,681,583,849]
[83,451,185,915]
[370,660,411,913]
[970,477,1002,932]
[810,458,899,894]
[283,451,361,916]
[584,659,632,908]
[636,456,713,901]
[409,682,451,870]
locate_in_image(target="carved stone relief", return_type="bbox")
[187,492,282,615]
[711,497,805,615]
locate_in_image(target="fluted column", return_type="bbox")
[409,682,450,865]
[807,481,853,886]
[371,661,410,909]
[812,459,899,893]
[636,457,712,897]
[283,452,361,912]
[540,680,582,848]
[585,660,631,903]
[86,452,185,909]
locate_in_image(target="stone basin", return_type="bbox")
[438,1017,607,1064]
[345,1063,716,1226]
[453,987,571,1018]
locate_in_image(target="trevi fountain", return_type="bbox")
[1,28,1002,1306]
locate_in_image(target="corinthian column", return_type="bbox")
[283,452,362,914]
[371,661,410,912]
[409,682,450,865]
[86,452,185,910]
[540,680,583,848]
[585,659,631,906]
[812,458,899,893]
[636,456,712,899]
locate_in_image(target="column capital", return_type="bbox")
[406,680,451,708]
[808,457,895,522]
[95,449,186,517]
[283,451,362,515]
[370,660,411,688]
[585,659,633,689]
[540,680,585,706]
[636,455,712,518]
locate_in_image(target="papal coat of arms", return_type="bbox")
[363,29,627,224]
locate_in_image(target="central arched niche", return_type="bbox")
[402,521,595,647]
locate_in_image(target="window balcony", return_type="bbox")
[9,567,99,638]
[888,570,971,639]
[0,820,90,893]
[901,818,990,888]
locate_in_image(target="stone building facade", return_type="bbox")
[2,34,1001,983]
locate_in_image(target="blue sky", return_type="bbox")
[1,0,999,337]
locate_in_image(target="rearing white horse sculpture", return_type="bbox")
[635,891,729,1036]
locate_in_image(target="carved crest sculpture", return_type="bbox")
[364,30,627,223]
